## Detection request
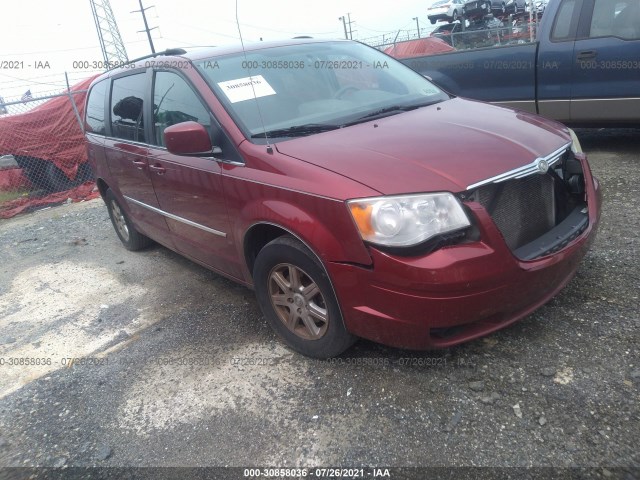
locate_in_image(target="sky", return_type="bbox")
[0,0,438,101]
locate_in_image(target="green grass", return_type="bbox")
[0,189,28,204]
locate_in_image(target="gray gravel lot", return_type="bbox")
[0,129,638,476]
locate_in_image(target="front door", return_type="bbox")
[146,70,241,279]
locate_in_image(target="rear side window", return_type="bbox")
[152,71,211,147]
[552,0,578,40]
[110,74,147,143]
[590,0,640,39]
[85,80,107,134]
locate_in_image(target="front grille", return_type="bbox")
[475,174,556,251]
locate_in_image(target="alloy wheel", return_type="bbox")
[110,199,130,242]
[268,263,329,340]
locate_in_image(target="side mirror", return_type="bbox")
[163,121,222,156]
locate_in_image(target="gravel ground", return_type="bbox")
[0,129,638,478]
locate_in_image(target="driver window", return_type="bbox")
[590,0,640,39]
[153,71,211,147]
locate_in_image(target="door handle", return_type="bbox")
[577,50,597,61]
[132,160,146,170]
[149,164,166,175]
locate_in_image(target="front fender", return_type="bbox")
[233,196,373,282]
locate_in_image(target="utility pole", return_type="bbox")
[339,13,355,40]
[413,17,421,38]
[338,16,348,39]
[132,0,157,54]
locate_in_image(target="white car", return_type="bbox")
[428,0,465,24]
[525,0,548,15]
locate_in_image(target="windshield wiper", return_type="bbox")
[344,100,443,126]
[251,123,339,138]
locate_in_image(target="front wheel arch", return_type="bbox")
[253,235,356,358]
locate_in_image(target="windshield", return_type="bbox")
[196,41,449,142]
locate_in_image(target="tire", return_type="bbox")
[253,235,356,358]
[430,18,436,24]
[105,189,152,251]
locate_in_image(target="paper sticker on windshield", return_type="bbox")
[422,85,440,95]
[217,75,276,103]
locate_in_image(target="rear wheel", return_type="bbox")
[105,189,152,251]
[253,235,356,358]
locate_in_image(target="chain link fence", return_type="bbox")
[369,21,538,52]
[0,74,99,218]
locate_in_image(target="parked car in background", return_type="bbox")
[449,18,507,48]
[462,0,492,19]
[403,0,640,126]
[430,21,463,36]
[86,39,600,358]
[499,19,537,44]
[491,0,526,14]
[428,0,465,23]
[505,0,527,13]
[526,0,548,16]
[429,21,462,44]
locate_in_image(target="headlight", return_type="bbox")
[568,128,583,154]
[347,192,471,247]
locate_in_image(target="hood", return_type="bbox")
[275,97,571,195]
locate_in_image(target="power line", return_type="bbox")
[0,72,81,88]
[1,45,104,57]
[1,39,150,59]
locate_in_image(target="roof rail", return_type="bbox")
[108,48,188,70]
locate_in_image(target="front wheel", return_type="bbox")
[253,236,356,358]
[105,189,152,251]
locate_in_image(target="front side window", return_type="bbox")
[197,41,448,142]
[86,79,107,134]
[152,71,211,147]
[590,0,640,39]
[110,73,147,143]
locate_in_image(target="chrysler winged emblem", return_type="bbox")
[537,159,549,174]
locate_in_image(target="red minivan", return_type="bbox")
[84,39,601,358]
